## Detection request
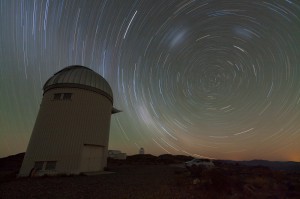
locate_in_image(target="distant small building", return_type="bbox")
[108,150,127,160]
[139,147,144,155]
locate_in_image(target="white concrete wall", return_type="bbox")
[19,87,112,176]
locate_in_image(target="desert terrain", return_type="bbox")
[0,153,300,199]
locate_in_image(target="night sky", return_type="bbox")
[1,0,300,161]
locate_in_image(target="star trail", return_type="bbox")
[0,0,300,161]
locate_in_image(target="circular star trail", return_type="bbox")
[0,0,300,161]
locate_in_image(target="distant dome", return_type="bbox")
[43,65,113,102]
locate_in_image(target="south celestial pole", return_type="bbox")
[0,0,300,161]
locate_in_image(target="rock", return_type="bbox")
[193,178,200,185]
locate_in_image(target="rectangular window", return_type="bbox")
[53,93,62,100]
[34,161,44,170]
[63,93,72,100]
[45,161,57,170]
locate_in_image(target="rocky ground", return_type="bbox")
[0,154,300,199]
[1,164,190,199]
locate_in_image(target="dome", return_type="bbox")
[43,65,113,102]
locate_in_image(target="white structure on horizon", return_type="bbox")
[108,150,127,160]
[139,147,144,155]
[19,65,120,176]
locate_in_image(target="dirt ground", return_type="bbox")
[0,164,193,199]
[1,155,300,199]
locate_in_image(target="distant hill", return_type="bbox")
[240,160,300,172]
[219,159,300,172]
[0,153,24,172]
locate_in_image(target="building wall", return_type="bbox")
[19,87,112,176]
[108,150,127,160]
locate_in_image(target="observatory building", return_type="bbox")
[19,65,119,176]
[139,147,145,155]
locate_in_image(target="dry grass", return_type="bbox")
[246,176,266,187]
[1,156,300,199]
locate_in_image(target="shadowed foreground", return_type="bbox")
[1,164,193,199]
[1,154,300,199]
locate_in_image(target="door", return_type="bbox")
[80,145,104,172]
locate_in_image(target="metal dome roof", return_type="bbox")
[43,65,113,101]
